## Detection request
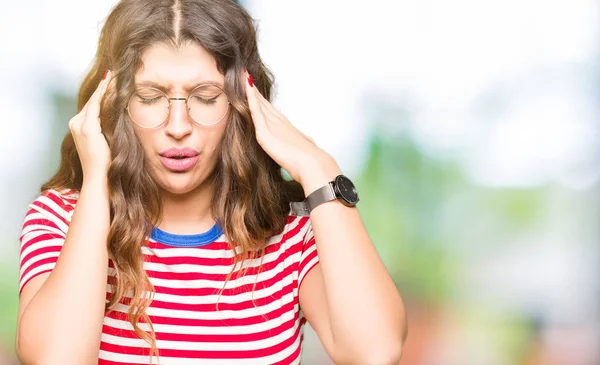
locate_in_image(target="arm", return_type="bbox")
[16,178,110,365]
[17,70,114,365]
[298,156,407,365]
[242,71,406,364]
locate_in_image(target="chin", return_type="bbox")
[149,158,216,196]
[159,183,199,195]
[156,173,204,195]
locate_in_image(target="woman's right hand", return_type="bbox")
[68,70,113,179]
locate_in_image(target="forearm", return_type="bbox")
[17,177,110,364]
[302,158,407,363]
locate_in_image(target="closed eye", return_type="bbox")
[192,95,218,104]
[140,97,163,105]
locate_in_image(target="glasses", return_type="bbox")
[126,84,230,129]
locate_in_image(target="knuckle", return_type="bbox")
[68,116,80,131]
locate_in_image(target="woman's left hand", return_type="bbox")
[243,71,341,191]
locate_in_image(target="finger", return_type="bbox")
[80,71,109,117]
[84,70,112,121]
[244,72,268,129]
[253,85,306,138]
[304,134,316,144]
[255,96,280,124]
[241,68,286,122]
[252,88,284,120]
[254,86,309,138]
[253,85,317,145]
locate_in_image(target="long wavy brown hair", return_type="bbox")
[41,0,304,360]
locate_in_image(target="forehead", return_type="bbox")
[136,42,224,91]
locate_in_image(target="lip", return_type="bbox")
[160,155,200,172]
[159,147,200,158]
[158,147,200,172]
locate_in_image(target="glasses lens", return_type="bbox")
[128,88,169,128]
[188,85,229,126]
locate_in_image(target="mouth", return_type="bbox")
[159,155,200,172]
[159,152,200,158]
[158,148,201,172]
[165,155,192,159]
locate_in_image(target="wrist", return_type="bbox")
[82,172,108,191]
[299,154,343,197]
[83,167,108,180]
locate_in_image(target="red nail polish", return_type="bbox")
[103,69,110,80]
[247,74,254,87]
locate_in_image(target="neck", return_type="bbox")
[157,175,216,235]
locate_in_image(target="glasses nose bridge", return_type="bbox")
[167,96,188,106]
[166,96,190,115]
[164,95,193,131]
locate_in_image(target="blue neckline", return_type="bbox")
[150,222,223,247]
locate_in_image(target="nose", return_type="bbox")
[164,98,193,140]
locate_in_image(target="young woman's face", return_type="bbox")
[131,41,229,195]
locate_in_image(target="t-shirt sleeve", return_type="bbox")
[298,218,319,288]
[19,190,72,295]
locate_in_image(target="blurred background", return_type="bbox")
[1,0,599,364]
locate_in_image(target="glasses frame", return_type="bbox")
[126,83,231,129]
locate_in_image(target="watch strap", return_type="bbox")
[289,183,336,216]
[289,201,310,216]
[306,182,337,213]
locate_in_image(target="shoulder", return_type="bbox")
[25,188,80,227]
[34,188,79,211]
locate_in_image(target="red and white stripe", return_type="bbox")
[19,189,320,364]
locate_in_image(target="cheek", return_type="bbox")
[206,122,229,154]
[130,129,161,176]
[133,130,155,159]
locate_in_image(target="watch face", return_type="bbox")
[335,175,359,205]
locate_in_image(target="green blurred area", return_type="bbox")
[357,130,549,303]
[355,138,546,364]
[0,266,18,358]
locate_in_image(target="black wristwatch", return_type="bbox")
[289,175,359,216]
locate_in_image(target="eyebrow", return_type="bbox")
[135,80,224,91]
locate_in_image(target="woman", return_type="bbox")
[16,0,407,364]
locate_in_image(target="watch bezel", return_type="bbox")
[333,175,359,206]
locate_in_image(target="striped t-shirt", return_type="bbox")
[19,189,320,364]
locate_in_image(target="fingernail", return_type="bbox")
[103,69,110,80]
[247,74,254,87]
